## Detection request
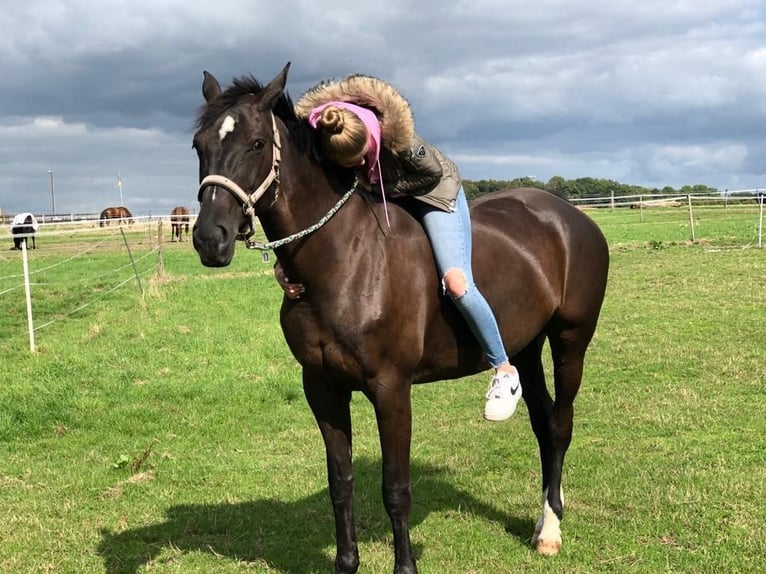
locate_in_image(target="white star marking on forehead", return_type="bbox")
[218,115,236,141]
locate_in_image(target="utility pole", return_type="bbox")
[48,170,56,215]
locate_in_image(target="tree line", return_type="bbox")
[461,176,725,201]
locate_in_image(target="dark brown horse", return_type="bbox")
[170,206,190,241]
[99,206,133,227]
[192,64,609,574]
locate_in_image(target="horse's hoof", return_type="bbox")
[535,538,561,555]
[334,553,359,574]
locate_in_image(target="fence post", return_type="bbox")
[157,219,164,278]
[120,226,144,295]
[610,189,615,212]
[21,240,36,353]
[758,193,764,249]
[687,194,695,242]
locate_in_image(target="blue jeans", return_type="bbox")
[415,188,509,368]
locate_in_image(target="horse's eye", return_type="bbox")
[252,139,266,151]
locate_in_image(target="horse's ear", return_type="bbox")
[259,62,291,110]
[202,71,222,102]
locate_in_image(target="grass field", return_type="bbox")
[0,207,764,573]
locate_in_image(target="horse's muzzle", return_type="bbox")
[192,221,236,267]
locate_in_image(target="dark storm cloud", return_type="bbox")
[2,0,765,216]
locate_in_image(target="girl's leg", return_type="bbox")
[417,189,522,420]
[418,190,507,366]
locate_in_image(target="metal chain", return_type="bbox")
[246,179,358,251]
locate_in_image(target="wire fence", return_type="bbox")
[0,217,182,352]
[1,196,762,353]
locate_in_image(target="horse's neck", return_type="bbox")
[261,153,428,287]
[261,163,369,269]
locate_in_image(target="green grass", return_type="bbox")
[0,211,764,573]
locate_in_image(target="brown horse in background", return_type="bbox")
[170,206,190,241]
[192,65,609,574]
[99,206,134,226]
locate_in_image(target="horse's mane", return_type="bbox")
[195,75,320,161]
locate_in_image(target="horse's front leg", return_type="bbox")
[303,372,359,574]
[373,382,417,574]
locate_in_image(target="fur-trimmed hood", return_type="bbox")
[295,75,415,153]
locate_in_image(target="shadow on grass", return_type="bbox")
[97,458,536,573]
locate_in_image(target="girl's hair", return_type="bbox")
[315,105,368,166]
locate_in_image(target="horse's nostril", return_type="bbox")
[193,221,225,241]
[210,225,229,245]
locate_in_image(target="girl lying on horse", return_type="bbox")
[276,74,522,421]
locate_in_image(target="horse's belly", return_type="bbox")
[280,310,371,388]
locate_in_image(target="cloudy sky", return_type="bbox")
[2,0,765,217]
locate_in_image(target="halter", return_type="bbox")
[198,112,282,240]
[198,112,359,251]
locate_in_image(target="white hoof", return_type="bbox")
[535,535,562,555]
[533,488,563,555]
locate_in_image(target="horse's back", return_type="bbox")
[397,188,607,380]
[471,187,608,274]
[470,187,608,354]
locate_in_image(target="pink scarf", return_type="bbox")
[308,101,390,227]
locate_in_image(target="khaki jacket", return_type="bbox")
[295,75,461,212]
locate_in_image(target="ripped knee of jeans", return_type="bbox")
[442,267,468,299]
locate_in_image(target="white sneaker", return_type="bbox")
[484,370,522,421]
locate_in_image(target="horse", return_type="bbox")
[10,213,38,250]
[191,64,609,574]
[99,207,118,226]
[99,206,133,226]
[170,206,190,241]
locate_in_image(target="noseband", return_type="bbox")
[197,113,282,241]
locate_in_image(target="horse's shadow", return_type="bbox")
[97,458,535,573]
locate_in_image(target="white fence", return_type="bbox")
[571,191,765,248]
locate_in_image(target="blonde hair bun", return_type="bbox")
[314,104,369,166]
[317,106,345,134]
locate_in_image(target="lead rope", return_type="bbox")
[246,178,359,251]
[377,160,391,228]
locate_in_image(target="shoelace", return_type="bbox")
[486,374,518,399]
[486,377,506,399]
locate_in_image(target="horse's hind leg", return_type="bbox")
[514,337,561,553]
[539,323,594,554]
[303,372,360,574]
[521,326,590,555]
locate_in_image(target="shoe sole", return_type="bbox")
[484,403,517,421]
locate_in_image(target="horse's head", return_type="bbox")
[192,63,291,267]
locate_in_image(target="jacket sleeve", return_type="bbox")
[388,135,443,196]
